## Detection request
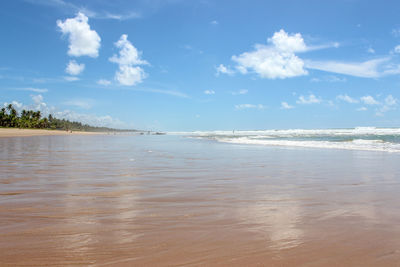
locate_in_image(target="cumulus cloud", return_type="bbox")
[235,104,266,110]
[281,102,294,109]
[109,34,148,86]
[57,12,101,58]
[361,95,380,105]
[336,94,359,104]
[65,60,85,75]
[204,90,215,95]
[296,94,321,104]
[215,64,234,76]
[97,79,111,86]
[231,29,309,79]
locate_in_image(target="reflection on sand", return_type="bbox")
[1,135,400,265]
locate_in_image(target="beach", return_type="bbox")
[0,128,106,138]
[1,134,400,266]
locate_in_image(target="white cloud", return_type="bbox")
[310,75,346,83]
[210,20,218,25]
[296,94,321,104]
[232,29,309,79]
[235,104,266,110]
[32,94,43,105]
[115,65,146,86]
[281,102,294,109]
[64,99,93,109]
[97,79,111,86]
[232,89,248,95]
[109,34,148,66]
[336,94,359,104]
[57,12,101,58]
[64,76,80,81]
[306,58,388,78]
[18,87,48,93]
[394,45,400,54]
[4,94,127,128]
[215,64,234,76]
[204,90,215,95]
[109,34,148,86]
[357,107,367,111]
[367,47,375,54]
[11,101,23,109]
[65,60,85,75]
[376,95,398,116]
[361,95,380,105]
[268,29,307,53]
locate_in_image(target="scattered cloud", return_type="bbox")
[296,94,321,104]
[4,94,127,128]
[394,45,400,54]
[204,90,215,95]
[210,20,218,25]
[392,28,400,37]
[17,87,48,93]
[357,107,367,111]
[281,102,294,109]
[28,0,140,21]
[215,64,234,76]
[97,79,111,86]
[57,12,101,58]
[310,75,346,83]
[109,34,148,86]
[336,94,359,104]
[232,89,248,95]
[64,99,93,109]
[376,95,398,116]
[101,12,141,20]
[232,29,309,79]
[64,76,80,81]
[131,87,189,98]
[367,47,375,54]
[235,104,266,110]
[305,58,388,78]
[361,95,380,105]
[65,60,85,75]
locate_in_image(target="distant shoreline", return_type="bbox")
[0,128,107,138]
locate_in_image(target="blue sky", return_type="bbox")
[2,0,400,131]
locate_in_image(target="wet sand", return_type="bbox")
[1,135,400,266]
[0,128,105,137]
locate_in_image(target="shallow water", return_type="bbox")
[1,135,400,266]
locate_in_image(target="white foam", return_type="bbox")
[216,137,400,153]
[168,127,400,137]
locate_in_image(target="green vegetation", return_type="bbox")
[0,104,123,132]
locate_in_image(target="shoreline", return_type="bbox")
[0,128,106,137]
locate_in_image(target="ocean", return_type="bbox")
[170,127,400,153]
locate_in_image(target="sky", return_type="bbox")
[2,0,400,131]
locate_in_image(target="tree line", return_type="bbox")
[0,103,122,132]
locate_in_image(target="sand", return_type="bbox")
[0,128,105,137]
[1,135,400,266]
